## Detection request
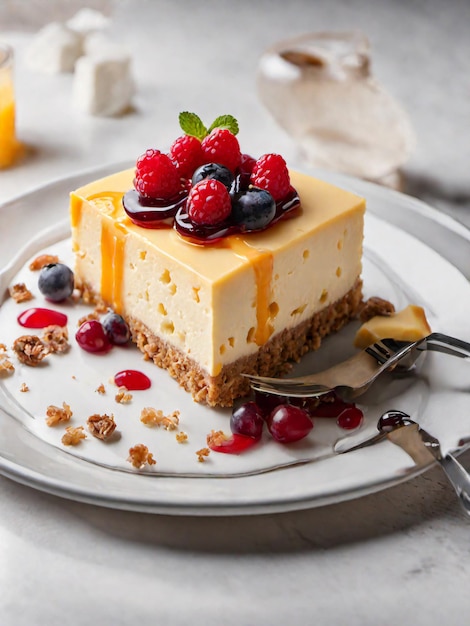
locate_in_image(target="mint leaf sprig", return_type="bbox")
[178,111,239,140]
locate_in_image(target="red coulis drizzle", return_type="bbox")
[17,307,68,328]
[114,369,151,390]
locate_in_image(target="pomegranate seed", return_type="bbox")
[267,404,313,443]
[337,406,364,430]
[75,320,112,353]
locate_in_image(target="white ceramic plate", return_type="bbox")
[0,164,469,516]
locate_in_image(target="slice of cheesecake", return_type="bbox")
[70,168,364,406]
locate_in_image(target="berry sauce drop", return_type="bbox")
[17,307,68,328]
[208,433,258,455]
[114,369,151,391]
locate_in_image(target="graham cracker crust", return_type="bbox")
[128,279,363,407]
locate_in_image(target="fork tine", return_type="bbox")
[243,372,330,393]
[247,378,332,398]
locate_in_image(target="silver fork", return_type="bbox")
[244,332,470,401]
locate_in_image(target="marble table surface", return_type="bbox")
[1,1,469,625]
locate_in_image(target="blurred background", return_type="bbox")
[1,0,469,227]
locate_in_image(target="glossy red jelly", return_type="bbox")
[17,307,68,329]
[114,369,151,390]
[208,433,259,454]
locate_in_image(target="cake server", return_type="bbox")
[244,332,470,400]
[336,409,470,517]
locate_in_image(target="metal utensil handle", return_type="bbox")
[438,453,470,516]
[426,333,470,359]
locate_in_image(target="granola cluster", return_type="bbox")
[127,444,156,468]
[42,325,70,354]
[140,407,180,430]
[29,254,59,271]
[9,283,34,303]
[62,426,86,446]
[196,447,210,463]
[115,387,133,404]
[12,335,49,366]
[87,413,116,440]
[0,344,15,376]
[207,430,230,447]
[46,402,73,426]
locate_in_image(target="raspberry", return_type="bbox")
[201,129,242,173]
[239,153,257,186]
[187,179,232,226]
[250,153,291,202]
[134,149,182,199]
[169,135,204,178]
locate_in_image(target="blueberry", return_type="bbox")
[38,263,74,302]
[191,163,234,191]
[231,187,276,231]
[102,312,130,345]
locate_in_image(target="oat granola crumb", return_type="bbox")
[12,335,49,366]
[87,413,116,440]
[176,431,188,443]
[62,426,86,446]
[127,444,156,468]
[359,297,396,322]
[9,283,34,303]
[20,382,29,392]
[42,325,70,353]
[46,402,73,426]
[29,254,59,271]
[95,383,106,394]
[140,407,180,430]
[77,311,99,326]
[0,357,15,376]
[207,430,230,447]
[0,343,7,352]
[196,447,210,463]
[115,386,133,404]
[94,301,109,314]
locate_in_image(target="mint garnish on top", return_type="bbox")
[179,111,239,140]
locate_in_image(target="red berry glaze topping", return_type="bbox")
[169,135,204,178]
[187,179,232,226]
[123,112,301,243]
[134,149,182,200]
[201,128,242,173]
[250,153,291,202]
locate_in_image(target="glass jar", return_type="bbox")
[0,43,20,169]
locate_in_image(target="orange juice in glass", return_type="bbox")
[0,44,19,169]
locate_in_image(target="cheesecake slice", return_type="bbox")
[70,168,364,406]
